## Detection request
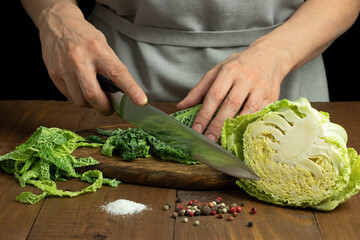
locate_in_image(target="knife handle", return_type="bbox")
[97,74,123,93]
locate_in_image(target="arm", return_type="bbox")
[21,0,147,115]
[178,0,360,141]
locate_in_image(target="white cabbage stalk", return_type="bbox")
[222,98,360,211]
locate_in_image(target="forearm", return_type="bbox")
[21,0,82,29]
[252,0,360,73]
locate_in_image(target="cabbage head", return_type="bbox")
[222,98,360,211]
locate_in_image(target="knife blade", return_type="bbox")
[97,74,260,180]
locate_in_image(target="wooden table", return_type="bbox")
[1,100,359,240]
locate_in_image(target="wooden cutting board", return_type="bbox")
[74,124,237,190]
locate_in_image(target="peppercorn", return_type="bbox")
[230,203,237,208]
[178,209,185,216]
[194,210,201,216]
[208,202,214,208]
[227,216,234,221]
[232,212,238,217]
[236,206,242,213]
[188,200,193,206]
[216,197,222,202]
[210,209,217,215]
[183,218,188,223]
[175,197,182,203]
[163,205,170,210]
[240,202,246,206]
[230,207,236,213]
[217,213,223,219]
[172,212,178,218]
[221,208,227,213]
[247,221,253,227]
[178,204,183,210]
[194,220,200,226]
[188,211,194,217]
[250,207,257,214]
[201,206,211,215]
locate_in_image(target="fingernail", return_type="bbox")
[193,123,203,133]
[135,93,148,105]
[206,134,216,142]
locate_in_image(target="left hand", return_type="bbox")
[177,40,289,142]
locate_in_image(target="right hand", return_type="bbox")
[38,2,147,115]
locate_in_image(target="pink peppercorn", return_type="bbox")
[230,207,236,213]
[216,197,222,202]
[236,206,242,213]
[250,207,257,214]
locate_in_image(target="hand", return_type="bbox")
[38,3,147,115]
[177,40,289,142]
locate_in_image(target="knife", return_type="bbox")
[97,74,260,180]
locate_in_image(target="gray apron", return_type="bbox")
[88,0,329,102]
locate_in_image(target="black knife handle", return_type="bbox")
[97,74,123,93]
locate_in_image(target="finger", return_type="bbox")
[76,67,113,115]
[177,67,219,110]
[203,82,250,141]
[62,73,89,107]
[97,53,147,106]
[238,88,264,116]
[191,68,233,135]
[50,74,71,100]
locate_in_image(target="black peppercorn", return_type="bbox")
[247,221,253,227]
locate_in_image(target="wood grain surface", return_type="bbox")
[1,100,360,240]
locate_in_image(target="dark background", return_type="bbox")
[3,1,359,101]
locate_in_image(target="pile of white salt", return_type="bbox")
[102,199,148,216]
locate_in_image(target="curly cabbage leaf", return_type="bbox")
[97,128,199,164]
[0,126,120,204]
[222,98,360,211]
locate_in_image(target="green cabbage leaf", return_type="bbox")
[0,126,120,204]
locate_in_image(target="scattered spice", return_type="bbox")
[250,207,257,214]
[164,198,256,227]
[236,206,242,213]
[227,216,234,221]
[102,199,147,216]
